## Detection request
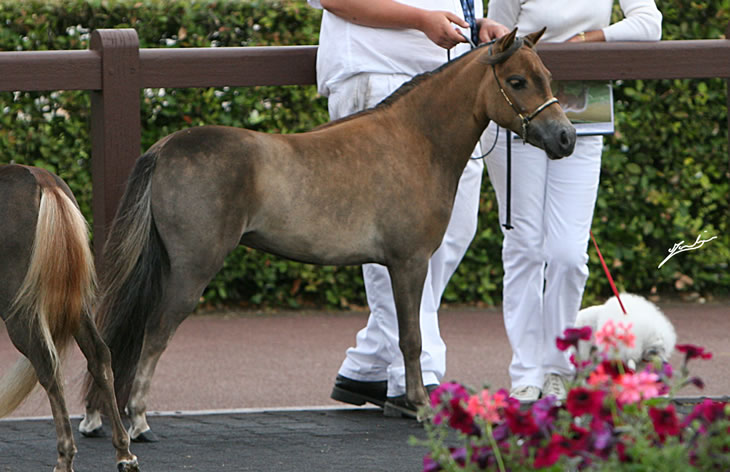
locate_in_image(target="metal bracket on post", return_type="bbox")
[90,28,141,261]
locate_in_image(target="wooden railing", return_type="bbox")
[1,28,729,256]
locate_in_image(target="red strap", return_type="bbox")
[590,231,627,315]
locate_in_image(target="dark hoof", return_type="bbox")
[117,458,140,471]
[131,429,159,443]
[80,426,106,438]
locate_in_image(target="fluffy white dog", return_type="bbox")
[575,293,676,370]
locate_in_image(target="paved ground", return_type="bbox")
[1,302,728,471]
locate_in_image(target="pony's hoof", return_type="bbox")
[117,458,140,472]
[80,426,106,438]
[131,430,159,443]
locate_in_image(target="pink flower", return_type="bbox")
[467,389,508,424]
[616,371,661,405]
[595,320,635,353]
[587,360,631,388]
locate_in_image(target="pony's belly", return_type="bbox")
[240,231,383,267]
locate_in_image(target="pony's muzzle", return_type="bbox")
[531,121,576,160]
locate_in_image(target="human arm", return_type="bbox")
[319,0,470,49]
[567,0,662,42]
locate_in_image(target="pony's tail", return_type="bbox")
[0,180,95,418]
[83,149,169,412]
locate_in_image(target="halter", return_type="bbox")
[486,37,559,140]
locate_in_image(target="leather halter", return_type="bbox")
[486,38,559,140]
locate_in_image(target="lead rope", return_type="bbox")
[447,31,511,227]
[590,231,627,314]
[503,129,514,230]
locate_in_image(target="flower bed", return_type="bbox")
[419,323,729,471]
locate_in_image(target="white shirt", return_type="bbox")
[308,0,483,96]
[487,0,662,43]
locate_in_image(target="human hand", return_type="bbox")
[476,18,510,44]
[419,10,470,49]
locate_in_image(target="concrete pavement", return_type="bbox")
[1,302,728,470]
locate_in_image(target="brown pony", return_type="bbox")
[0,165,139,471]
[82,28,575,441]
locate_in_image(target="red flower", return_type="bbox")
[681,399,728,431]
[566,387,605,417]
[430,382,476,435]
[649,404,680,440]
[556,326,592,351]
[534,433,572,468]
[567,423,591,453]
[504,405,539,436]
[676,344,713,361]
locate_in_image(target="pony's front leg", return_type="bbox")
[386,259,430,419]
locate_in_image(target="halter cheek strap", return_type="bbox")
[487,40,560,140]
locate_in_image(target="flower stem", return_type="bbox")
[486,422,507,472]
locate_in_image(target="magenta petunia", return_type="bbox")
[676,344,713,362]
[566,387,605,417]
[680,399,728,431]
[430,382,476,435]
[649,404,680,439]
[504,405,539,436]
[430,382,470,408]
[556,326,593,351]
[532,395,559,429]
[534,433,572,468]
[423,454,441,472]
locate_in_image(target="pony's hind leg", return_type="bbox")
[74,312,139,471]
[126,268,219,442]
[4,318,76,472]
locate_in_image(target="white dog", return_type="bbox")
[575,293,676,370]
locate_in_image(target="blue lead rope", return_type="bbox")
[455,0,513,230]
[459,0,480,46]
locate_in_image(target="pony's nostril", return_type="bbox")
[560,130,570,146]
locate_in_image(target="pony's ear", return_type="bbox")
[525,27,547,47]
[493,27,518,54]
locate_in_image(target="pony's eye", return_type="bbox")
[507,76,527,90]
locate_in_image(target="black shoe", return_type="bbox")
[330,374,387,408]
[383,384,438,419]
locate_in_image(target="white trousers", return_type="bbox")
[483,124,602,389]
[328,73,484,396]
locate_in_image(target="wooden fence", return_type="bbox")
[1,28,729,256]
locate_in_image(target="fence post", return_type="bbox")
[727,22,730,173]
[89,28,141,260]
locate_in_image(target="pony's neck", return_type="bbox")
[384,50,491,174]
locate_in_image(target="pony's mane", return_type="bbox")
[312,43,489,131]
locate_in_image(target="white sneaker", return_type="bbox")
[542,373,568,401]
[509,385,541,403]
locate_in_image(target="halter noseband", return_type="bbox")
[486,38,559,140]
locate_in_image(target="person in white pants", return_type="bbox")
[307,0,509,417]
[486,0,662,402]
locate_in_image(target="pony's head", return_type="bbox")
[480,27,576,160]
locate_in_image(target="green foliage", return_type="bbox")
[0,0,728,310]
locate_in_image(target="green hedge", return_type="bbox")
[0,0,728,310]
